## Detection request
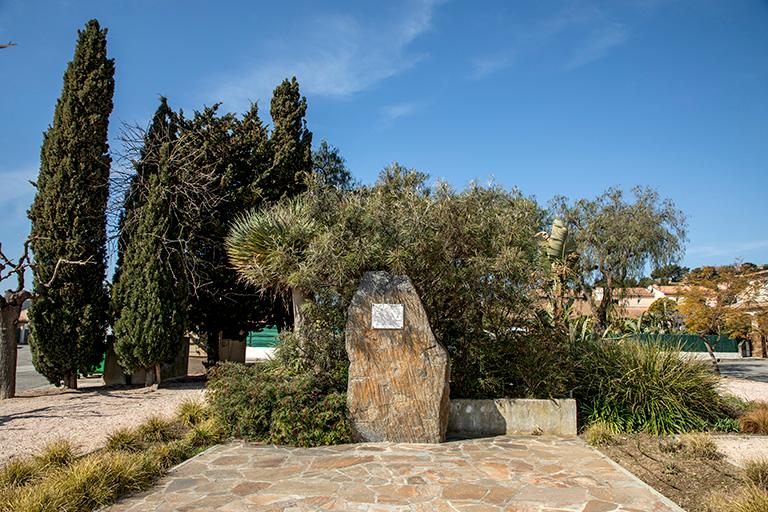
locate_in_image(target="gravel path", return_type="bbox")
[715,376,768,467]
[719,376,768,402]
[0,380,205,464]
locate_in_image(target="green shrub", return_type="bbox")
[573,340,730,434]
[457,322,578,399]
[712,417,741,433]
[583,421,617,446]
[739,402,768,435]
[206,362,352,446]
[744,459,768,492]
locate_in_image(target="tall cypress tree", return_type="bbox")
[112,97,177,311]
[113,141,188,385]
[264,77,313,201]
[28,19,114,388]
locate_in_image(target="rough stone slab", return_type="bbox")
[449,399,578,436]
[345,271,450,443]
[105,437,684,511]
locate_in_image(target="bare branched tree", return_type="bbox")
[0,239,91,398]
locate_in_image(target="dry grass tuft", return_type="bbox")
[709,485,768,512]
[739,402,768,435]
[743,458,768,492]
[105,428,143,452]
[681,433,721,460]
[175,400,209,428]
[584,421,618,446]
[135,416,178,444]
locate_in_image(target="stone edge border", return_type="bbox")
[586,438,686,512]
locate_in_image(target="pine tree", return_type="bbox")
[183,102,289,364]
[264,77,313,201]
[28,19,114,388]
[113,142,188,385]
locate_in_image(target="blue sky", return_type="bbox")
[1,0,767,272]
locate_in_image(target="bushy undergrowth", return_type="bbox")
[206,361,352,447]
[456,322,579,399]
[574,340,731,434]
[0,404,222,512]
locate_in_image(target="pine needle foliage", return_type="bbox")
[28,19,114,386]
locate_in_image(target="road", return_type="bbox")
[15,344,50,392]
[718,358,768,383]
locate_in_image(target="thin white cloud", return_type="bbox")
[0,167,36,205]
[564,23,629,70]
[469,52,516,80]
[468,3,636,77]
[688,240,768,258]
[211,0,444,109]
[379,102,419,127]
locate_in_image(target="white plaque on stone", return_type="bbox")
[371,303,404,329]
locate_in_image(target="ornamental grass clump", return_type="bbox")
[739,402,768,435]
[574,339,730,434]
[0,408,220,512]
[680,433,721,460]
[710,485,768,512]
[744,458,768,492]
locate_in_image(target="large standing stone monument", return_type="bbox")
[346,271,450,443]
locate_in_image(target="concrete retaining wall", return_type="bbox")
[449,399,577,437]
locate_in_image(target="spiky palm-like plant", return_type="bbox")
[226,199,317,331]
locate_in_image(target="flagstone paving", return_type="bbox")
[107,436,683,511]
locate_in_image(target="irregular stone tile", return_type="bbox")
[105,437,684,512]
[582,500,620,512]
[442,482,490,500]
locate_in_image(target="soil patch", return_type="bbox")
[596,433,743,512]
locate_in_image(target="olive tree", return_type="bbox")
[228,165,549,397]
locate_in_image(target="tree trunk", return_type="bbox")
[205,329,220,368]
[64,372,78,389]
[0,304,22,399]
[700,335,720,376]
[594,286,612,337]
[291,287,308,333]
[144,363,162,388]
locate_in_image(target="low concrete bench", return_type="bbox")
[449,398,577,437]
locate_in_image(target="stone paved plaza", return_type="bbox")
[107,436,682,511]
